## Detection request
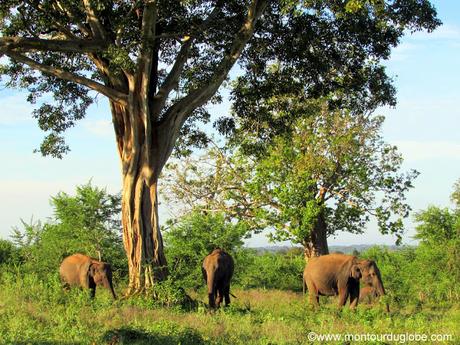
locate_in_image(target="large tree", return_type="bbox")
[163,100,418,258]
[0,1,440,292]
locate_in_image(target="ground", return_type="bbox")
[0,276,458,345]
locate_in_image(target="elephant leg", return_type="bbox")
[338,287,349,307]
[349,284,360,309]
[208,292,216,308]
[306,280,319,307]
[89,280,96,299]
[216,286,224,308]
[223,284,231,306]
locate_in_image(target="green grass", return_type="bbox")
[0,273,458,344]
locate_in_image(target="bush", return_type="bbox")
[164,210,247,290]
[361,244,460,307]
[10,182,127,280]
[234,250,304,291]
[0,239,21,266]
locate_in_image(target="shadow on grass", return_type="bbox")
[102,327,207,345]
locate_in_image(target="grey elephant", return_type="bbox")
[303,253,362,309]
[202,248,234,308]
[60,253,117,299]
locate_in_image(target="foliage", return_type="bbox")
[234,250,304,291]
[164,210,247,290]
[0,1,440,156]
[10,182,125,278]
[163,101,418,249]
[0,239,20,266]
[361,179,460,306]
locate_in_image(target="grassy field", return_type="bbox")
[0,274,458,345]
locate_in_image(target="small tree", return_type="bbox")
[413,179,460,290]
[0,239,20,266]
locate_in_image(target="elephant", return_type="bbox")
[59,253,117,299]
[202,248,234,308]
[303,253,362,309]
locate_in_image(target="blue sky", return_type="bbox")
[1,1,459,247]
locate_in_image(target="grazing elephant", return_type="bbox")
[202,248,234,308]
[358,260,389,312]
[303,253,362,309]
[60,253,117,299]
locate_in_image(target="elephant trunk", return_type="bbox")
[371,267,385,296]
[374,272,389,312]
[109,283,117,300]
[102,277,117,300]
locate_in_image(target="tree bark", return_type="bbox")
[303,206,329,261]
[112,101,168,295]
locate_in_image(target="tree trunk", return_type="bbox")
[121,177,168,294]
[111,101,169,295]
[303,207,329,261]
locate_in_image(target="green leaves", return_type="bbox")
[10,182,125,277]
[0,0,441,158]
[164,210,246,289]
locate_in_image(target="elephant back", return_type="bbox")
[60,253,92,286]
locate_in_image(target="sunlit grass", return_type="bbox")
[0,273,458,344]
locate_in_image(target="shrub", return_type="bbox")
[10,182,127,280]
[235,249,304,291]
[164,210,247,290]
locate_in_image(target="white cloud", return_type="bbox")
[392,140,460,161]
[389,42,418,61]
[410,24,460,41]
[389,24,460,61]
[0,94,33,124]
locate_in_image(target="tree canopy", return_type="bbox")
[163,98,418,256]
[0,0,440,156]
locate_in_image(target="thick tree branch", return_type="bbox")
[5,51,128,106]
[82,0,107,40]
[53,0,92,37]
[150,38,192,118]
[137,0,158,83]
[158,0,268,167]
[151,0,225,118]
[0,37,108,54]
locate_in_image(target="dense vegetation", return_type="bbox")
[0,182,459,344]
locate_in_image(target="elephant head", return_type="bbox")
[358,260,385,296]
[358,259,389,311]
[89,262,117,300]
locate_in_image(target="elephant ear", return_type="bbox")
[351,264,362,280]
[80,260,92,288]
